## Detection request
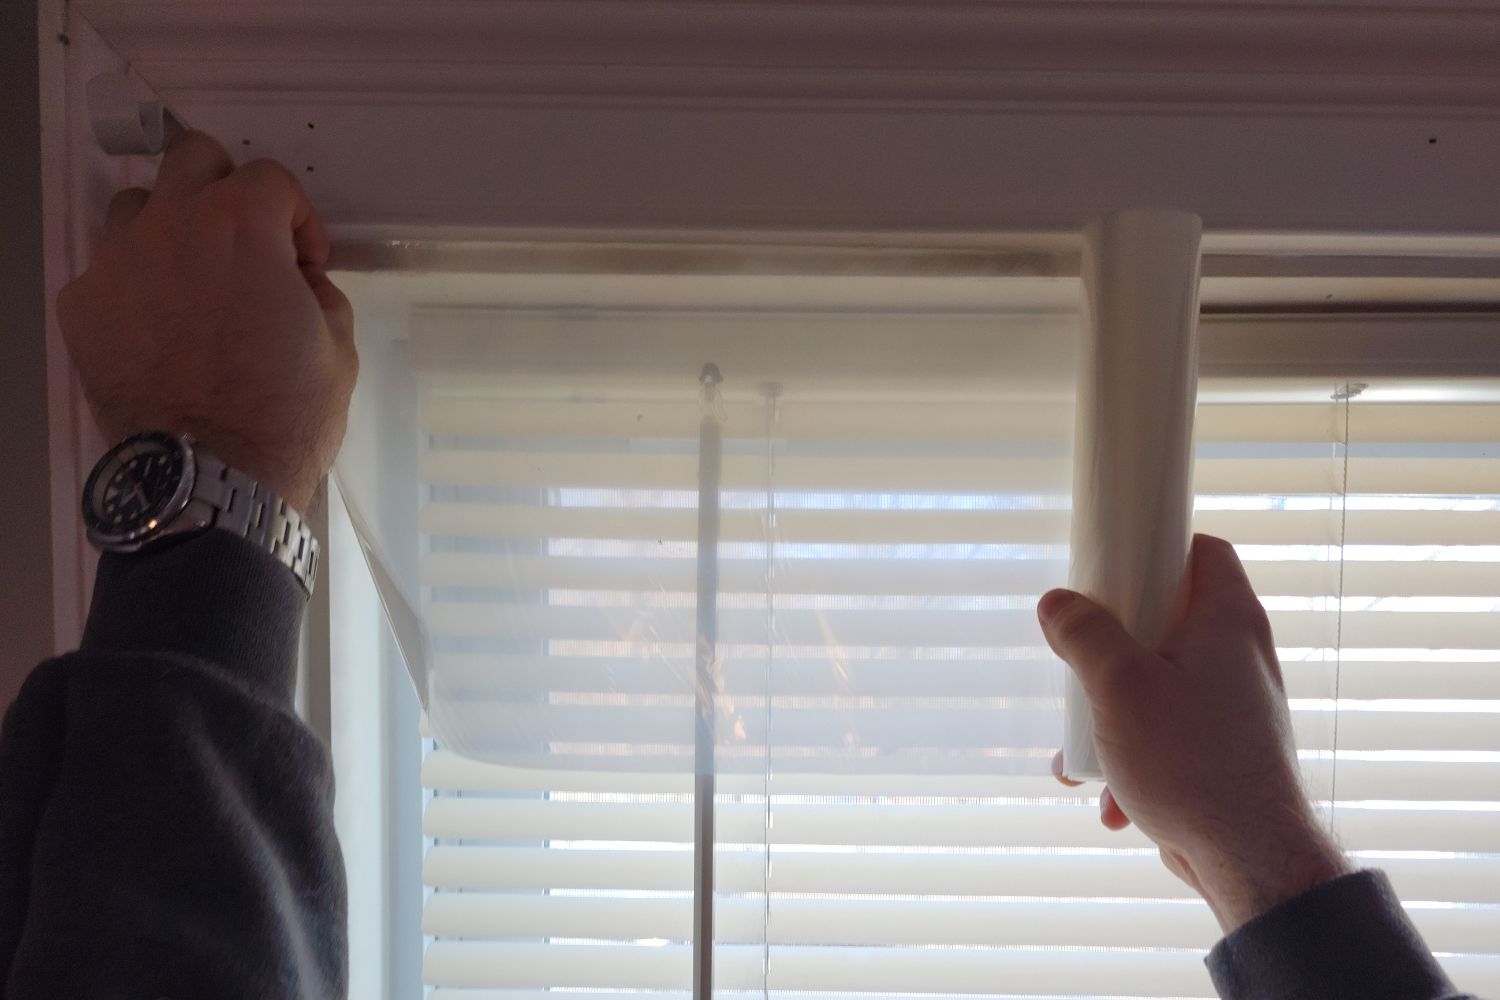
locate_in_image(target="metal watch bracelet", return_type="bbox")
[191,453,320,595]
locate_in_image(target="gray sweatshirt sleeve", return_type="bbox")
[0,532,347,1000]
[1207,868,1478,1000]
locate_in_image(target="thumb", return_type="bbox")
[309,275,354,348]
[1037,589,1146,697]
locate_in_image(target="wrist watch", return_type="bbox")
[81,430,319,595]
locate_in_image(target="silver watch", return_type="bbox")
[82,431,319,595]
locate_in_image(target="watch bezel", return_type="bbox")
[82,431,198,550]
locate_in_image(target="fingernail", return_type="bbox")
[1037,590,1076,624]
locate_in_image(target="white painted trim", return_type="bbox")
[39,0,99,653]
[327,227,1500,259]
[323,232,1500,281]
[41,2,169,653]
[38,0,80,654]
[67,0,1500,238]
[94,102,1500,235]
[326,479,396,1000]
[1196,313,1500,380]
[295,481,333,749]
[73,1,1500,115]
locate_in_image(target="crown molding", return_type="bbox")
[77,0,1500,114]
[67,1,1500,238]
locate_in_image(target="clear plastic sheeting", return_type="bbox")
[338,299,1077,774]
[332,271,1500,998]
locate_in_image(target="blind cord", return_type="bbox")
[760,383,782,1000]
[1329,382,1362,829]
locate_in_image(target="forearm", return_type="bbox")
[0,533,346,998]
[1182,804,1351,935]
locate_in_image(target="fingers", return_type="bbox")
[1036,588,1144,698]
[219,159,329,271]
[310,275,355,348]
[1188,533,1258,607]
[152,130,234,199]
[1167,533,1278,658]
[104,188,150,236]
[1051,750,1085,788]
[1100,786,1132,831]
[1053,749,1129,832]
[133,134,347,350]
[149,133,332,273]
[296,207,332,275]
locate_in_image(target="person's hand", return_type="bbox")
[1037,533,1350,933]
[57,131,356,512]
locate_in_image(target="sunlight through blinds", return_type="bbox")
[414,307,1499,998]
[414,309,1076,774]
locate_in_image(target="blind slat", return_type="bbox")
[422,845,1500,904]
[424,701,1497,755]
[421,751,1500,803]
[430,654,1058,697]
[420,397,1499,446]
[423,941,1500,996]
[428,655,1495,703]
[420,398,1076,442]
[421,940,1220,995]
[425,704,1498,757]
[421,503,1500,548]
[422,450,1495,495]
[421,450,1073,493]
[1317,661,1500,701]
[423,553,1069,595]
[425,602,1499,651]
[422,551,1500,600]
[422,797,1500,853]
[421,891,1499,956]
[421,893,1225,948]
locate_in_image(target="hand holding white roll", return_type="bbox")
[1062,209,1203,781]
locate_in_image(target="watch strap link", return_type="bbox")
[194,454,320,594]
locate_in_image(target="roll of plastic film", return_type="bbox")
[87,71,185,155]
[1062,209,1202,781]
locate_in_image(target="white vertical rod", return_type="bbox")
[694,363,724,1000]
[1063,209,1203,780]
[759,381,782,1000]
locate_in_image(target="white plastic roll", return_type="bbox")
[87,71,186,156]
[1062,209,1202,781]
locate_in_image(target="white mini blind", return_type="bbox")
[414,309,1500,999]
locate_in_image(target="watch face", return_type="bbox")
[83,432,193,545]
